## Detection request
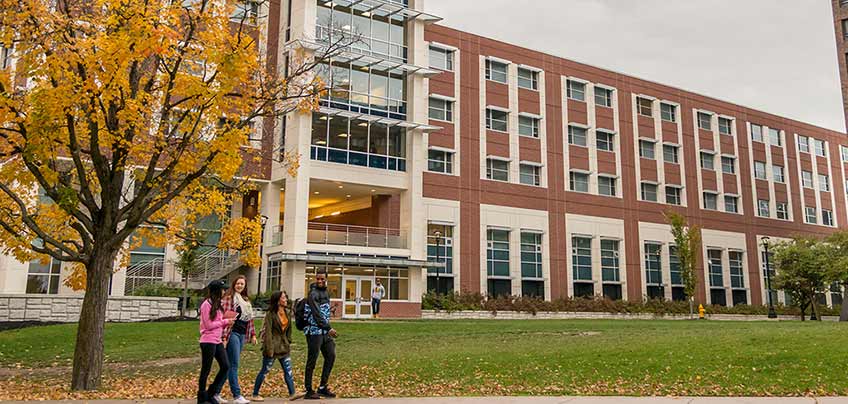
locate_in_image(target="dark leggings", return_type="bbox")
[304,334,336,391]
[198,343,230,404]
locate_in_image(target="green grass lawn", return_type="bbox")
[1,319,847,398]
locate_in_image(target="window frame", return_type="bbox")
[697,112,712,131]
[429,45,454,71]
[797,135,810,153]
[724,195,739,213]
[639,139,656,160]
[818,174,830,192]
[517,67,539,90]
[665,186,682,206]
[569,171,590,193]
[703,192,718,210]
[519,163,541,186]
[568,125,588,147]
[660,103,677,123]
[753,161,767,180]
[757,199,770,217]
[700,151,715,171]
[485,59,508,84]
[428,96,454,122]
[427,149,454,174]
[596,130,615,152]
[636,97,653,117]
[595,87,613,108]
[776,202,789,220]
[566,80,586,102]
[721,156,736,174]
[772,165,785,183]
[485,108,509,132]
[486,158,510,182]
[718,117,732,135]
[805,206,817,224]
[641,182,658,202]
[663,144,679,164]
[598,176,617,197]
[518,115,540,138]
[801,171,814,189]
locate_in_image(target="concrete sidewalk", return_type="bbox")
[7,397,848,404]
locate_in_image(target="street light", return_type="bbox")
[258,215,269,295]
[433,230,442,295]
[761,236,777,319]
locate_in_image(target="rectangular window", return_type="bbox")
[751,124,763,143]
[601,239,620,282]
[641,183,658,202]
[485,59,508,83]
[487,229,511,297]
[805,206,817,224]
[703,192,718,210]
[708,249,724,287]
[0,44,11,70]
[486,158,509,182]
[698,112,712,130]
[429,46,453,71]
[428,97,453,122]
[776,202,789,220]
[596,130,615,151]
[569,171,589,193]
[644,243,663,298]
[842,145,848,162]
[595,87,613,108]
[519,164,541,186]
[721,156,736,174]
[26,258,62,294]
[669,245,682,286]
[768,128,781,145]
[819,174,830,192]
[754,161,767,180]
[568,125,587,146]
[566,80,586,101]
[823,209,834,226]
[758,199,770,217]
[639,140,655,159]
[729,251,745,289]
[660,103,676,122]
[518,115,540,138]
[517,67,538,90]
[801,171,813,188]
[636,97,653,117]
[427,224,454,290]
[427,149,453,174]
[797,135,809,153]
[486,108,508,132]
[598,176,616,196]
[700,152,714,170]
[718,117,732,135]
[814,139,826,157]
[666,186,682,205]
[663,144,679,164]
[572,236,593,297]
[772,165,785,183]
[724,195,738,213]
[520,232,544,296]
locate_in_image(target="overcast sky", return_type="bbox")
[424,0,845,133]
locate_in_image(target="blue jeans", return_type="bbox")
[372,298,381,315]
[253,355,295,396]
[225,331,246,397]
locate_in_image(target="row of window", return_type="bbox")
[486,229,545,297]
[484,59,541,91]
[316,2,407,63]
[483,108,541,138]
[484,158,541,186]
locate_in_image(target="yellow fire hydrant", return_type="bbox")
[698,304,706,320]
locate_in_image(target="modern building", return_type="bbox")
[1,0,847,319]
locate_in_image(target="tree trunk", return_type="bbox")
[840,285,848,322]
[811,298,821,321]
[182,273,189,317]
[689,298,694,319]
[800,301,807,321]
[71,249,118,391]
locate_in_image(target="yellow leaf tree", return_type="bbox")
[0,0,348,391]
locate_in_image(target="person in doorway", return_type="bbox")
[302,270,337,400]
[371,278,385,318]
[251,290,296,401]
[216,276,257,404]
[198,280,235,404]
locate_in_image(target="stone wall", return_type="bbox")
[421,310,839,322]
[0,294,179,322]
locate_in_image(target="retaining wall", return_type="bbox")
[0,294,179,322]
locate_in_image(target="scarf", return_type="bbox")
[233,292,253,322]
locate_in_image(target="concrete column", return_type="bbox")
[282,112,312,255]
[282,261,307,300]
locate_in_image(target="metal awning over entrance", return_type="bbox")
[268,252,443,268]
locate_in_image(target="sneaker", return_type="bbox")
[214,395,227,404]
[250,396,264,402]
[316,387,336,398]
[303,391,321,400]
[233,396,250,404]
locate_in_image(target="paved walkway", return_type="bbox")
[8,397,848,403]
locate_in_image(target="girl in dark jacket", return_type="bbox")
[250,290,295,401]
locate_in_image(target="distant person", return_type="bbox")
[302,270,337,400]
[216,276,257,404]
[251,290,296,401]
[371,279,385,318]
[198,280,235,404]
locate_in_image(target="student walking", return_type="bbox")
[198,280,235,404]
[251,290,296,401]
[302,270,337,400]
[216,276,257,404]
[371,279,385,318]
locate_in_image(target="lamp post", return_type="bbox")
[762,236,777,319]
[258,215,269,295]
[433,230,442,295]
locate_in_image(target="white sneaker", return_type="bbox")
[233,396,250,404]
[214,395,227,404]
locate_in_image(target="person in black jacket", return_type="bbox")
[302,270,337,400]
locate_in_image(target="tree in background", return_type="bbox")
[771,237,828,321]
[665,211,701,318]
[822,231,848,321]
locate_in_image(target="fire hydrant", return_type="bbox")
[698,304,706,320]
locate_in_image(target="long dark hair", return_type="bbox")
[208,286,224,320]
[226,275,250,301]
[267,290,288,314]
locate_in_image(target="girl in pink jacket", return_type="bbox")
[198,280,235,404]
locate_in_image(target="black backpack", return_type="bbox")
[294,297,309,331]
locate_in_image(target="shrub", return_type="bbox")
[130,282,204,310]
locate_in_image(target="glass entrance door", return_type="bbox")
[342,276,372,319]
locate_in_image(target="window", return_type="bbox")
[520,164,541,186]
[428,97,453,122]
[568,125,587,146]
[823,209,834,226]
[797,135,809,153]
[26,257,62,294]
[660,103,676,122]
[842,146,848,162]
[566,80,585,101]
[601,239,621,300]
[487,229,511,297]
[805,206,817,224]
[572,236,593,297]
[814,139,826,157]
[518,115,540,138]
[596,130,615,151]
[641,183,658,202]
[569,171,589,193]
[486,158,509,182]
[310,113,407,172]
[639,140,655,159]
[0,44,11,70]
[520,232,544,297]
[801,171,813,188]
[724,195,738,213]
[486,108,508,132]
[751,124,763,143]
[776,202,789,220]
[595,87,613,108]
[427,149,453,174]
[718,117,732,135]
[721,156,736,174]
[427,224,454,294]
[231,0,259,23]
[663,144,679,164]
[669,245,685,301]
[708,249,725,306]
[703,192,718,210]
[517,68,538,90]
[485,59,508,83]
[665,186,682,205]
[700,152,714,170]
[429,46,453,71]
[314,59,408,120]
[598,176,616,196]
[644,243,663,299]
[754,161,767,180]
[758,199,770,217]
[844,18,848,39]
[768,128,781,146]
[636,97,653,117]
[698,112,712,130]
[772,165,784,183]
[315,4,407,63]
[819,174,830,192]
[729,251,746,304]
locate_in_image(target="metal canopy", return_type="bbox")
[299,43,441,78]
[268,252,444,268]
[318,106,442,132]
[324,0,443,24]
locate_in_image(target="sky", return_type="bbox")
[424,0,845,133]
